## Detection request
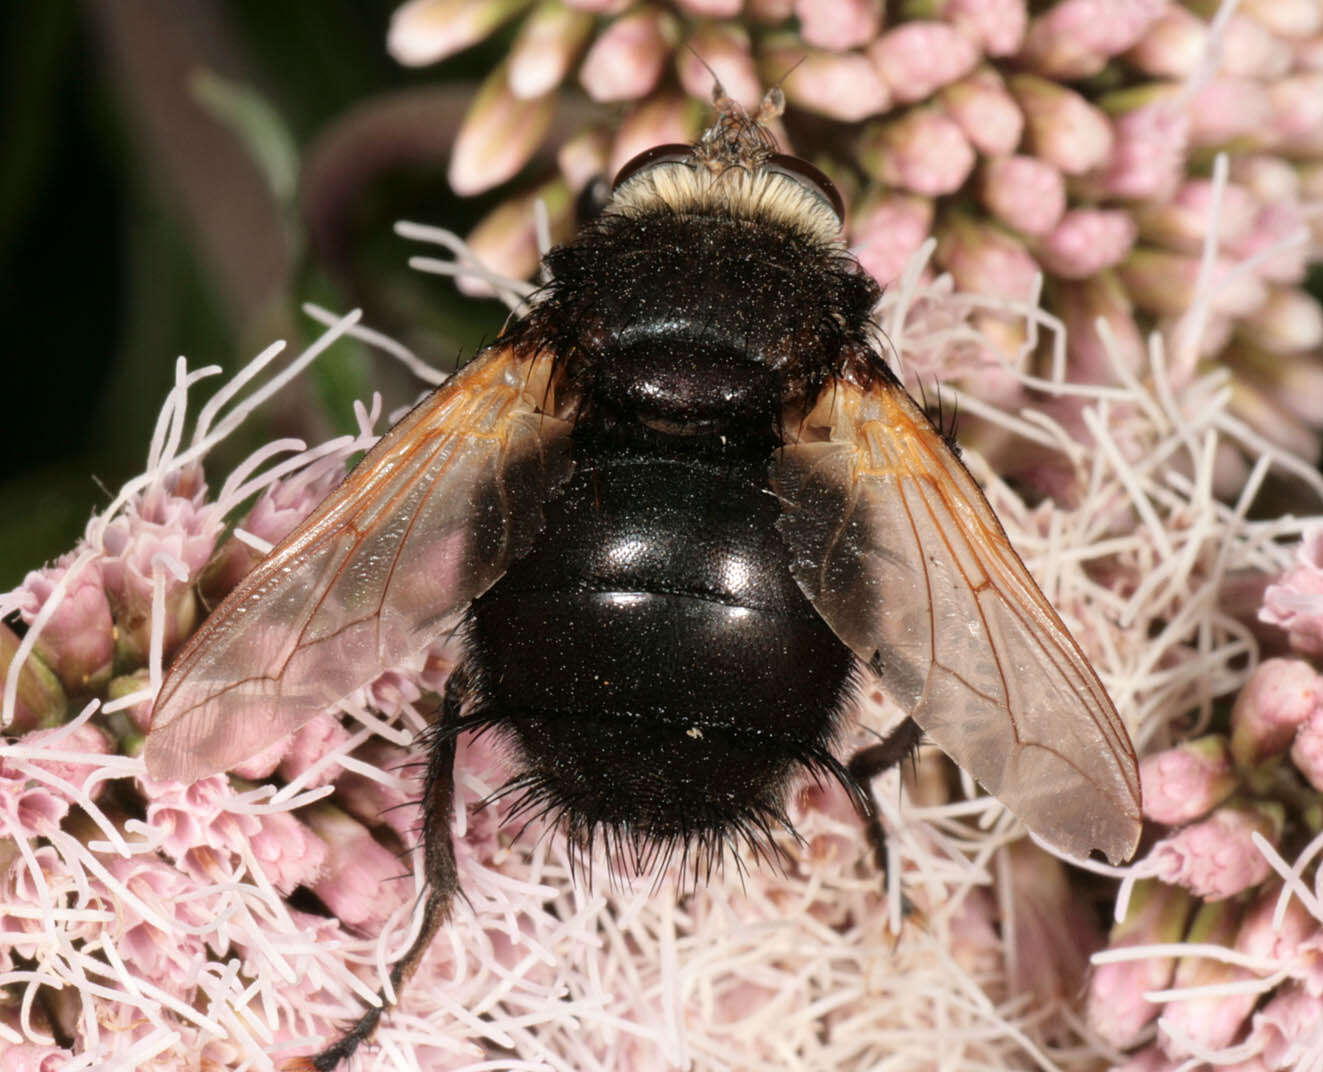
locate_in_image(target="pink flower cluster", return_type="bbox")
[1084,574,1323,1066]
[8,0,1323,1051]
[1262,527,1323,654]
[0,444,494,1066]
[382,0,1323,467]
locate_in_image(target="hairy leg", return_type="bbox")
[308,670,466,1071]
[845,716,923,873]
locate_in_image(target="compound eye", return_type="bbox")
[612,144,695,191]
[765,153,845,223]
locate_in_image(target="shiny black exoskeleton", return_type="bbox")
[454,203,882,870]
[304,120,942,1070]
[166,95,1139,1070]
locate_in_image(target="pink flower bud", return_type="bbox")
[1135,178,1256,254]
[939,67,1024,156]
[1228,377,1320,463]
[1010,74,1114,175]
[1238,287,1323,354]
[460,177,573,295]
[449,64,554,196]
[1241,0,1321,38]
[1092,92,1187,200]
[1140,736,1236,825]
[794,0,882,51]
[1249,983,1318,1067]
[387,0,529,66]
[20,723,113,802]
[578,7,675,103]
[335,740,424,844]
[202,465,347,602]
[608,93,704,176]
[1230,657,1323,765]
[1119,249,1267,318]
[763,41,891,122]
[228,735,290,781]
[1021,0,1169,80]
[1148,799,1283,900]
[1003,839,1103,1006]
[100,468,218,663]
[1290,710,1323,790]
[1266,74,1323,149]
[0,752,71,836]
[109,668,152,733]
[1088,879,1194,1048]
[1221,13,1292,78]
[245,468,346,551]
[278,713,354,788]
[849,192,934,286]
[303,803,411,931]
[248,808,328,894]
[677,24,761,112]
[1159,899,1257,1054]
[1229,202,1310,285]
[557,127,610,192]
[1185,77,1272,148]
[944,887,1001,978]
[867,21,979,104]
[858,109,976,196]
[937,215,1040,303]
[965,312,1031,409]
[1299,33,1323,71]
[366,669,424,718]
[942,0,1028,57]
[1234,881,1318,964]
[1036,208,1137,278]
[507,0,594,99]
[141,773,260,860]
[674,0,741,14]
[1111,1048,1178,1072]
[102,854,215,988]
[0,1044,69,1071]
[979,154,1065,237]
[1055,272,1146,383]
[16,555,114,695]
[1230,154,1300,204]
[1238,339,1323,427]
[1125,6,1206,78]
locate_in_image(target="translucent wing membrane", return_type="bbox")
[773,378,1141,864]
[145,344,573,783]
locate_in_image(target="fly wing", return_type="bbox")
[772,375,1141,864]
[145,343,573,783]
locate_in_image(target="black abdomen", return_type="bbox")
[465,428,856,852]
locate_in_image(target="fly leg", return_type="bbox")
[845,715,923,874]
[308,668,467,1071]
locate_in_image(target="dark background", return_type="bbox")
[0,1,534,590]
[8,4,1323,595]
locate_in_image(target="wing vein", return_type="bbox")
[773,377,1141,862]
[144,345,572,783]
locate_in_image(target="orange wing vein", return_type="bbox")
[773,377,1141,864]
[145,344,572,783]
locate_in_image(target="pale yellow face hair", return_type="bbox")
[607,162,844,248]
[606,83,844,246]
